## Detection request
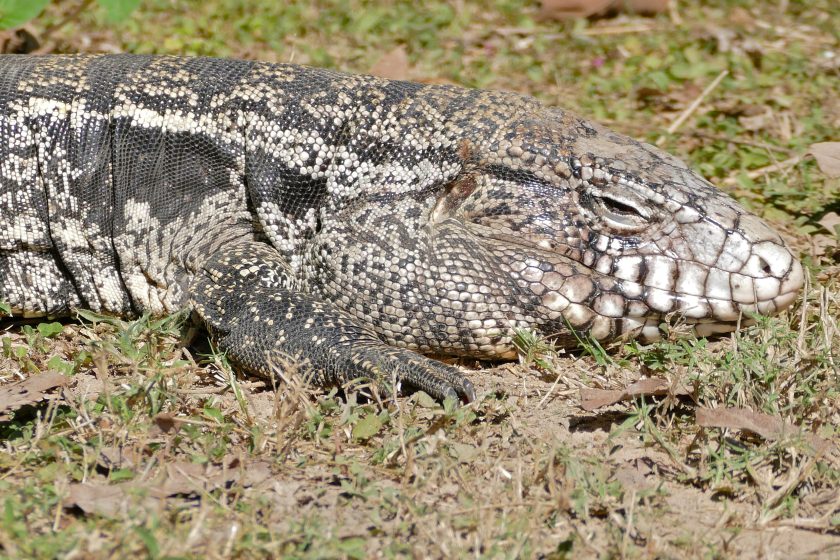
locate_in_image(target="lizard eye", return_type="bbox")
[593,194,651,232]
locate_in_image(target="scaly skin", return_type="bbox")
[0,55,804,401]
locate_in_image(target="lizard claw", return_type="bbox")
[459,378,476,403]
[404,359,476,404]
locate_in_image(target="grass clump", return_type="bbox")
[0,0,837,557]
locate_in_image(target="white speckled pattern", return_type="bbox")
[0,54,804,400]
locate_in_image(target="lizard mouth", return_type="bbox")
[608,269,803,321]
[477,228,804,343]
[621,272,803,343]
[534,283,801,345]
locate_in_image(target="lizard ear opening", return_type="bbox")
[431,174,479,223]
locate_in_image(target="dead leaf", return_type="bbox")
[614,462,653,492]
[738,109,772,132]
[809,142,840,178]
[0,28,39,54]
[240,460,273,487]
[158,462,208,494]
[812,234,839,261]
[696,407,832,454]
[369,46,410,81]
[264,479,305,510]
[540,0,666,20]
[624,0,669,15]
[813,212,840,261]
[0,372,69,421]
[729,6,755,27]
[62,371,104,403]
[150,412,185,436]
[66,457,274,517]
[579,377,689,411]
[449,442,479,463]
[803,488,839,508]
[158,456,272,495]
[818,212,840,235]
[66,483,164,517]
[540,0,612,20]
[98,446,140,471]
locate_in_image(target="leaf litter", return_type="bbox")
[0,1,838,557]
[0,371,68,421]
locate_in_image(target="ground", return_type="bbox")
[0,1,838,558]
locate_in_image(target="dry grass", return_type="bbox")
[1,0,838,558]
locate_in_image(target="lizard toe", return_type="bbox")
[460,378,477,403]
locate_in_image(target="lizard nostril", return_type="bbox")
[758,256,772,276]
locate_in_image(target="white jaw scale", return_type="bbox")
[604,203,805,341]
[433,106,806,354]
[498,165,807,345]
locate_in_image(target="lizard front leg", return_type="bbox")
[191,242,476,402]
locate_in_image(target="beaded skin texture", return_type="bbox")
[0,54,804,401]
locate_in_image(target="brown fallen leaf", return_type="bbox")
[812,234,840,262]
[614,462,654,492]
[61,370,104,404]
[809,142,840,178]
[66,483,165,518]
[149,412,185,436]
[98,446,141,471]
[264,479,305,510]
[369,46,410,81]
[224,456,273,487]
[802,488,839,508]
[66,456,274,517]
[0,28,39,54]
[540,0,667,20]
[738,108,772,132]
[579,377,690,411]
[157,456,273,495]
[696,407,832,455]
[818,211,840,236]
[813,212,840,261]
[541,0,612,19]
[0,372,69,421]
[626,0,669,14]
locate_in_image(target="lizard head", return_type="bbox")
[432,106,804,347]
